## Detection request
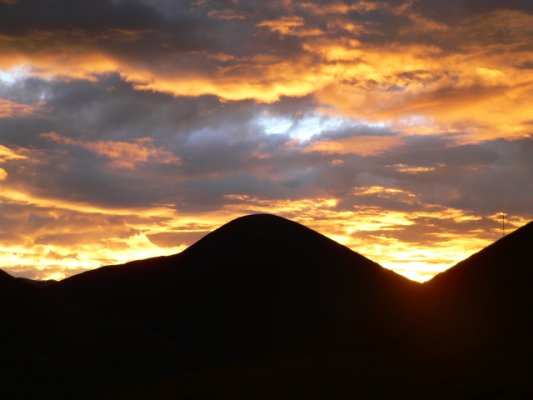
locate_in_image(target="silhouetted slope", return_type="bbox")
[0,269,202,400]
[420,221,533,395]
[1,268,35,299]
[428,220,533,287]
[53,214,420,362]
[426,220,533,336]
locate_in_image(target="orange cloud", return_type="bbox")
[0,7,530,142]
[42,132,180,169]
[298,1,379,15]
[304,135,403,156]
[0,143,27,161]
[0,98,39,118]
[1,180,530,282]
[257,16,323,36]
[207,9,247,20]
[389,164,441,174]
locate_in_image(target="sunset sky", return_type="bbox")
[0,0,532,282]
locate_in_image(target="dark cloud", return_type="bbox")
[0,0,530,67]
[372,137,533,215]
[412,0,532,23]
[351,215,503,246]
[0,0,162,33]
[2,73,532,216]
[0,0,306,70]
[518,61,533,69]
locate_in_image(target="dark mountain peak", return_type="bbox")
[52,214,418,362]
[223,213,297,226]
[183,213,354,257]
[188,213,331,247]
[174,213,418,295]
[427,220,533,288]
[187,213,414,279]
[211,213,319,236]
[420,221,533,377]
[58,214,336,284]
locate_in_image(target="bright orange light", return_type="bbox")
[1,188,524,282]
[5,187,526,281]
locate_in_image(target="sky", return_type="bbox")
[0,0,532,282]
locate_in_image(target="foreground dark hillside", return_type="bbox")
[419,221,533,395]
[0,270,202,399]
[1,215,532,399]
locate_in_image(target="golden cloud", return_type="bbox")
[0,6,531,142]
[304,135,404,156]
[257,16,323,36]
[1,181,530,282]
[0,143,27,162]
[42,132,180,169]
[0,98,40,118]
[297,1,379,15]
[389,164,440,174]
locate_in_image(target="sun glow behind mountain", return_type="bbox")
[0,0,532,282]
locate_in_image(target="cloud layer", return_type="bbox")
[1,0,532,281]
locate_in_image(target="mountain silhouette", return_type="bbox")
[425,221,533,347]
[418,221,533,396]
[91,217,533,399]
[2,214,532,399]
[52,214,420,362]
